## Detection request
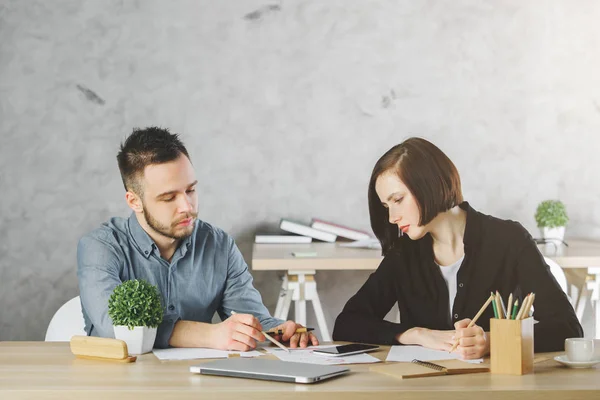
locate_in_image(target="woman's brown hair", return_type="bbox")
[368,138,463,255]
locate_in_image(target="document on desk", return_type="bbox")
[265,346,381,365]
[152,348,263,361]
[386,346,483,363]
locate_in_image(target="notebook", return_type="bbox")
[371,359,489,379]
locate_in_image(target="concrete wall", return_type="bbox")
[1,0,599,340]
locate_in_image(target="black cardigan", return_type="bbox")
[333,202,583,352]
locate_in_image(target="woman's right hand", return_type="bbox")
[396,327,456,351]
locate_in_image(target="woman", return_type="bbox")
[332,138,582,358]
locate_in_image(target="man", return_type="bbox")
[78,127,318,350]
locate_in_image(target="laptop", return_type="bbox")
[189,358,350,384]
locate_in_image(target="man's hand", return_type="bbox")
[452,318,489,359]
[209,313,265,351]
[268,320,319,348]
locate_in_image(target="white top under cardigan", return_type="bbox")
[437,255,465,321]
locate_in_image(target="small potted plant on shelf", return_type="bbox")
[534,200,569,242]
[108,279,163,354]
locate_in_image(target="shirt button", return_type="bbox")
[454,314,459,319]
[168,305,175,311]
[144,250,149,255]
[459,283,464,288]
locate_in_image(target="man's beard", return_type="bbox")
[143,204,197,240]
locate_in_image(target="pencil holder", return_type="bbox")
[490,317,534,375]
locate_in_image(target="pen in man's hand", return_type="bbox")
[230,311,290,353]
[265,327,315,336]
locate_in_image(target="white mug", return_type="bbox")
[565,338,595,362]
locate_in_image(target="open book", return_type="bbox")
[371,359,489,379]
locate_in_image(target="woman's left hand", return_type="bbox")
[452,318,490,359]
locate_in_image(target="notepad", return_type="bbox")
[371,359,489,379]
[386,345,483,363]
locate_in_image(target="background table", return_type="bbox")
[252,239,600,340]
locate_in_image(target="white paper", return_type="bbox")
[265,346,381,365]
[152,347,263,361]
[386,345,483,363]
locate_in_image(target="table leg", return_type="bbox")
[596,294,600,340]
[274,274,288,319]
[284,270,331,341]
[575,284,589,323]
[294,274,307,326]
[590,268,600,339]
[563,268,588,323]
[280,290,293,322]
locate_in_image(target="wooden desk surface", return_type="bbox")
[252,239,600,271]
[1,342,598,399]
[252,242,382,270]
[544,239,600,268]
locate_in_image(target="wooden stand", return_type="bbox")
[490,317,534,375]
[70,336,137,362]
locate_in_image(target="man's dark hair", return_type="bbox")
[368,137,463,255]
[116,127,190,195]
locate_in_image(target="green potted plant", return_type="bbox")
[108,279,163,354]
[534,200,569,241]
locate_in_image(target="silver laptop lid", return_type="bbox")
[190,358,350,384]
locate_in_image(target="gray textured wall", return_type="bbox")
[1,0,600,341]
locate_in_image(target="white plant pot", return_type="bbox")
[113,325,157,355]
[541,226,566,241]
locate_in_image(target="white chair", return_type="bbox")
[45,296,87,341]
[544,257,569,295]
[543,257,582,321]
[544,256,586,314]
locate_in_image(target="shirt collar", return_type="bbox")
[128,213,157,259]
[459,201,482,251]
[128,212,196,259]
[179,227,194,257]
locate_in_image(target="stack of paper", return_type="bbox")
[265,345,381,365]
[152,348,263,361]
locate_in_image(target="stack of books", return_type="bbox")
[254,219,372,244]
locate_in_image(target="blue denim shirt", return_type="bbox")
[77,213,282,348]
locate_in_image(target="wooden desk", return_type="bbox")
[539,239,600,268]
[252,239,600,340]
[1,342,598,399]
[252,239,600,271]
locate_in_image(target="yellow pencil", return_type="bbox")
[449,294,494,353]
[515,294,527,320]
[495,291,504,319]
[231,311,289,353]
[517,294,529,320]
[522,293,535,320]
[515,293,531,320]
[506,293,514,320]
